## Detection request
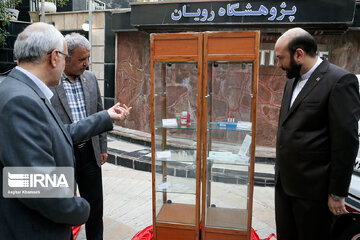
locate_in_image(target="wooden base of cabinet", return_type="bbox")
[155,203,198,240]
[157,203,196,224]
[206,207,248,229]
[202,208,250,240]
[156,225,197,240]
[203,230,249,240]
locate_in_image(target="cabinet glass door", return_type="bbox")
[154,61,199,226]
[151,31,258,240]
[204,61,254,230]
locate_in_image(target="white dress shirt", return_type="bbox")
[290,57,323,108]
[16,66,54,102]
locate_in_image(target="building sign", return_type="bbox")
[170,2,296,23]
[131,0,356,28]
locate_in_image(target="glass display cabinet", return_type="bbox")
[150,33,203,240]
[201,32,259,240]
[150,31,259,240]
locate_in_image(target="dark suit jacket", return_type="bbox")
[276,59,360,201]
[0,68,113,239]
[50,71,106,167]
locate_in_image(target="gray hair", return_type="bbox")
[65,33,91,55]
[14,22,64,63]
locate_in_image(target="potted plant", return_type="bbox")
[29,0,70,21]
[0,0,21,47]
[1,0,21,20]
[34,0,71,11]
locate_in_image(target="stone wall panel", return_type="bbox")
[115,31,360,147]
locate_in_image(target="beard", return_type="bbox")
[284,56,302,79]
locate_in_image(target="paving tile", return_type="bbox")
[108,138,148,153]
[75,136,277,239]
[117,156,134,169]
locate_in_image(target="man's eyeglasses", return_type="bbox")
[47,49,70,58]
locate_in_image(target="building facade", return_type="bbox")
[113,0,360,147]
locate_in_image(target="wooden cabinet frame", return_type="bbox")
[201,31,259,240]
[150,31,259,240]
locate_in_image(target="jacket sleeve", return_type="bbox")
[95,77,107,153]
[64,110,113,144]
[328,73,360,196]
[0,95,90,226]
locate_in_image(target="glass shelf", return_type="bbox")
[155,149,196,163]
[207,122,252,133]
[155,122,252,133]
[156,189,196,195]
[156,182,196,195]
[155,122,197,130]
[207,151,250,166]
[155,159,195,163]
[207,159,250,166]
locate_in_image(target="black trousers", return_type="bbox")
[275,179,333,240]
[74,141,103,240]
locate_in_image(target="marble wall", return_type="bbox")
[115,30,360,147]
[116,31,151,132]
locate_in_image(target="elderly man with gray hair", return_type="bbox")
[0,23,131,240]
[50,32,107,240]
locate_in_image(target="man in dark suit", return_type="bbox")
[50,33,106,240]
[0,22,130,240]
[275,27,360,240]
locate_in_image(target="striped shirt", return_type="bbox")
[62,74,87,123]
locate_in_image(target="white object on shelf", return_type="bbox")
[39,2,57,13]
[208,151,237,163]
[208,151,250,164]
[162,118,178,127]
[236,121,252,130]
[156,150,171,159]
[238,134,252,157]
[237,155,250,164]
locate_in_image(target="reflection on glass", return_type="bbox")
[205,61,253,230]
[154,62,198,226]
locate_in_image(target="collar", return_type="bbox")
[62,73,81,83]
[15,66,53,102]
[300,57,323,81]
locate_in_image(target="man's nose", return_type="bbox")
[276,60,281,68]
[84,58,89,67]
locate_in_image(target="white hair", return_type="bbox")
[65,33,90,55]
[14,23,64,63]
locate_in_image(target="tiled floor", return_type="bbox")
[75,135,276,239]
[76,163,276,240]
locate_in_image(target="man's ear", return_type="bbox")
[49,51,58,68]
[294,48,304,62]
[65,56,71,65]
